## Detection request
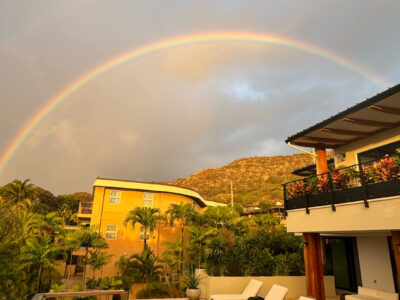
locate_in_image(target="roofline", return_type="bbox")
[285,83,400,144]
[94,177,207,207]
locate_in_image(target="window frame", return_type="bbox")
[105,224,118,240]
[109,190,121,204]
[142,192,154,207]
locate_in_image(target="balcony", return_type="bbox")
[283,154,400,214]
[77,200,93,219]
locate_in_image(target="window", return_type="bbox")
[358,141,400,164]
[143,192,154,207]
[106,224,118,240]
[140,226,151,240]
[110,190,121,204]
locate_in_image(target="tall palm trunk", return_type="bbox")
[82,248,88,290]
[143,230,147,249]
[181,225,184,272]
[37,265,42,292]
[66,252,73,291]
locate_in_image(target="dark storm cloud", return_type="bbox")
[0,0,399,193]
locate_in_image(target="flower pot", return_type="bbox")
[186,288,201,300]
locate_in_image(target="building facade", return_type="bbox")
[283,84,400,299]
[76,177,208,278]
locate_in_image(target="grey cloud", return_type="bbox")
[0,0,399,194]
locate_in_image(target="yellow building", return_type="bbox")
[77,177,208,278]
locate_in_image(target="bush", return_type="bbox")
[136,282,170,299]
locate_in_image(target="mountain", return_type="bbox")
[168,153,314,206]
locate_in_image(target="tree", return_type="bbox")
[124,207,162,249]
[19,236,58,292]
[88,250,112,281]
[56,195,80,225]
[62,230,81,291]
[25,212,65,240]
[79,227,108,289]
[187,225,217,268]
[116,255,141,296]
[130,247,163,283]
[1,179,38,211]
[166,202,196,271]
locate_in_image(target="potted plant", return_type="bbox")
[184,267,201,300]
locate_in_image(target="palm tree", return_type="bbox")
[25,212,65,240]
[187,225,217,268]
[19,236,58,292]
[166,202,196,271]
[62,230,81,291]
[1,179,37,210]
[131,247,163,283]
[88,250,112,280]
[124,207,162,249]
[0,179,38,214]
[79,227,108,289]
[116,255,141,296]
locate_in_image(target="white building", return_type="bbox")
[283,83,400,300]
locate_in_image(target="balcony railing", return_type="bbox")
[283,154,400,214]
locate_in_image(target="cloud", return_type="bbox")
[0,0,399,194]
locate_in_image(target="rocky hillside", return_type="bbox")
[169,153,314,206]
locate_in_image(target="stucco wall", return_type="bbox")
[357,236,395,292]
[89,186,200,277]
[196,270,336,300]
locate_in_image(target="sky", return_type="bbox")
[1,0,400,194]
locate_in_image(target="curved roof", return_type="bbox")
[94,177,207,207]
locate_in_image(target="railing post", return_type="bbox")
[358,163,369,208]
[305,193,310,214]
[328,173,336,211]
[283,184,288,216]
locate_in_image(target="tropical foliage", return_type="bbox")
[0,179,107,299]
[0,178,304,299]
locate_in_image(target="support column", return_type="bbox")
[315,147,329,174]
[303,233,326,300]
[391,231,400,290]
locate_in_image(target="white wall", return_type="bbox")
[196,270,336,300]
[287,196,400,234]
[357,236,395,292]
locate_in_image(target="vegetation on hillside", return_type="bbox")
[169,153,314,205]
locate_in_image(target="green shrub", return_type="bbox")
[136,282,170,299]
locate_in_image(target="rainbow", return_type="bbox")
[0,31,391,175]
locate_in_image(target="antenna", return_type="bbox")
[230,181,233,207]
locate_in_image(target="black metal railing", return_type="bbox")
[283,154,400,214]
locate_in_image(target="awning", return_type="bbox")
[286,83,400,149]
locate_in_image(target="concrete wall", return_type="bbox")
[357,236,395,292]
[196,270,336,300]
[287,196,400,234]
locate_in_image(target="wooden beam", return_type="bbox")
[391,231,400,291]
[304,136,349,144]
[303,233,326,300]
[342,117,396,128]
[369,104,400,116]
[315,148,329,174]
[320,127,370,137]
[291,141,339,149]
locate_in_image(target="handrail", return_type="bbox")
[32,289,128,300]
[283,153,400,212]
